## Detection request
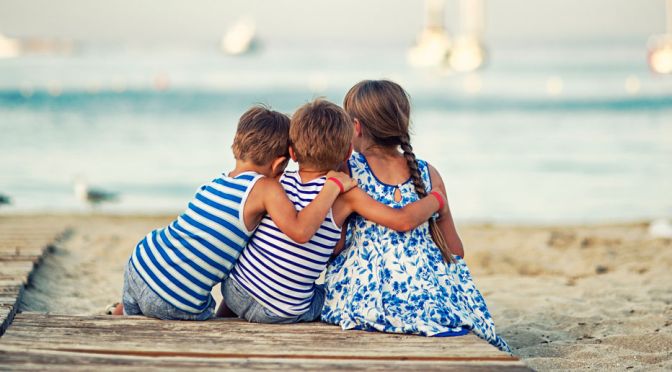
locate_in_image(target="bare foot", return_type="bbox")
[112,303,124,316]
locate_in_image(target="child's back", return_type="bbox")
[231,170,339,318]
[323,152,467,333]
[321,79,510,352]
[116,106,354,320]
[131,171,262,314]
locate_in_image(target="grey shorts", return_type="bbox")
[122,261,215,320]
[221,276,325,324]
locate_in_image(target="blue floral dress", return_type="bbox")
[321,153,510,352]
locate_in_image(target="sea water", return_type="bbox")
[1,44,671,223]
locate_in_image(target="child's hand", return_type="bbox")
[326,171,357,193]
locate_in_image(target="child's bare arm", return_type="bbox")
[427,164,464,257]
[331,226,348,258]
[332,188,442,232]
[255,172,355,244]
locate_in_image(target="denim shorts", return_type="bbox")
[122,261,215,320]
[221,276,325,324]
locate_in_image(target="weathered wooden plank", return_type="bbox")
[0,239,60,246]
[0,243,55,249]
[0,261,37,285]
[0,241,57,246]
[0,258,42,265]
[0,314,529,370]
[0,227,69,338]
[0,279,24,288]
[0,229,70,246]
[0,230,61,234]
[0,261,36,272]
[0,286,22,337]
[0,233,64,239]
[2,314,515,362]
[0,285,22,296]
[0,242,50,249]
[0,346,530,371]
[0,233,64,237]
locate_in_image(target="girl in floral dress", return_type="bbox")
[321,80,510,352]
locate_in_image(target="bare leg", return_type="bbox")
[216,300,236,318]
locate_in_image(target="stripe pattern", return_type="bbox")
[231,171,342,318]
[131,171,262,314]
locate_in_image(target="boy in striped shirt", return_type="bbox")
[111,106,356,320]
[220,99,446,323]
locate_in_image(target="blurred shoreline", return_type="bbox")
[2,43,671,223]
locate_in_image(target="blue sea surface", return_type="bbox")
[1,44,671,223]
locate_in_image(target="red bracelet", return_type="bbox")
[327,177,345,193]
[430,191,444,211]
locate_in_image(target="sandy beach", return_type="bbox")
[10,214,672,371]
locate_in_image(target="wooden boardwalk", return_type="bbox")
[0,216,530,371]
[0,218,70,336]
[1,314,528,371]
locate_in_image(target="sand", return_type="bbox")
[12,214,672,371]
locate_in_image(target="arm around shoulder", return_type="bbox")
[341,188,441,233]
[261,177,347,244]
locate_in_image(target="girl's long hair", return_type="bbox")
[344,80,456,264]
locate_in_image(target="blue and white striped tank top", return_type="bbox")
[230,170,342,318]
[131,171,262,314]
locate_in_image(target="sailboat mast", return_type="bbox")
[459,0,484,37]
[426,0,446,31]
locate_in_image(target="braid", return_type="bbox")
[400,139,426,198]
[400,136,456,264]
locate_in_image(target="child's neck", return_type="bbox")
[360,143,401,159]
[297,165,328,183]
[229,160,271,178]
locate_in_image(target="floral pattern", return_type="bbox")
[322,152,510,352]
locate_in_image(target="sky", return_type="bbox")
[0,0,667,47]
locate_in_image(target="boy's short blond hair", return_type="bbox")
[290,99,353,171]
[232,105,290,166]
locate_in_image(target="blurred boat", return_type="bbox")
[0,33,20,59]
[0,32,74,58]
[21,38,74,55]
[407,0,452,68]
[447,35,486,73]
[648,0,672,74]
[648,34,672,74]
[220,18,259,56]
[445,0,486,72]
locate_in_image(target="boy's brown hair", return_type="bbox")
[290,99,353,171]
[232,105,290,165]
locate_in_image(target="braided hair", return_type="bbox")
[344,80,455,264]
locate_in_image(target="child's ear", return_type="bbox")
[288,146,298,162]
[271,156,289,176]
[353,119,363,137]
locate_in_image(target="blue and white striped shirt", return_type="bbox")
[231,171,342,318]
[131,171,262,314]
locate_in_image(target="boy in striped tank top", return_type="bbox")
[111,106,356,320]
[221,99,447,323]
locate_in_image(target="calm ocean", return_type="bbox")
[1,44,671,223]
